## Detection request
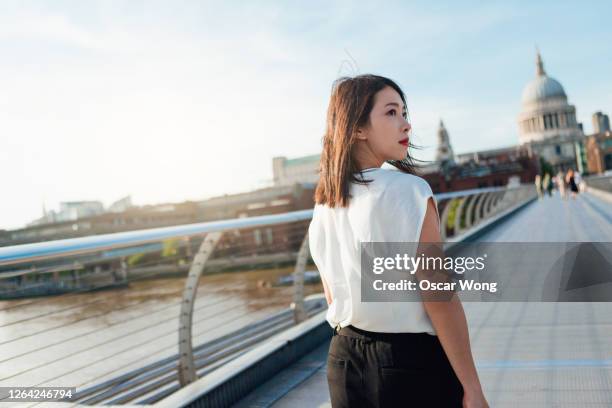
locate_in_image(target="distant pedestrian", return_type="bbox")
[535,174,543,199]
[566,169,579,199]
[542,173,553,197]
[556,171,567,200]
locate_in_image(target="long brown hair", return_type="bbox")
[314,74,416,207]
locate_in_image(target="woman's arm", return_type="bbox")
[418,198,488,408]
[320,273,333,305]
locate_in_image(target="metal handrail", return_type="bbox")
[0,209,313,267]
[0,186,525,268]
[585,173,612,180]
[435,185,507,201]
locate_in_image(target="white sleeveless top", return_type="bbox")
[308,167,438,334]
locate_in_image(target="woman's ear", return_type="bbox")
[355,127,367,141]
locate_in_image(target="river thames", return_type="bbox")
[0,266,322,394]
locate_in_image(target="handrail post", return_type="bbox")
[439,198,454,241]
[464,193,479,230]
[482,192,495,218]
[473,192,490,224]
[178,231,223,386]
[453,197,469,236]
[292,232,309,324]
[119,257,128,281]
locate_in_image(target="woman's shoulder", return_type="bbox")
[366,169,436,242]
[375,168,432,196]
[310,202,338,225]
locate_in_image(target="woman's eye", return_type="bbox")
[387,110,396,116]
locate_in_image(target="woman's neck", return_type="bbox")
[353,149,384,172]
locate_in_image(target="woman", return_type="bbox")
[556,170,567,200]
[308,75,488,407]
[566,168,578,199]
[535,174,543,199]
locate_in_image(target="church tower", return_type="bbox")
[435,119,455,165]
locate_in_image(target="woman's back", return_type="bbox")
[308,167,438,334]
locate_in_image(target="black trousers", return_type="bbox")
[327,325,463,408]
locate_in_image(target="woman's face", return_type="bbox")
[358,86,411,163]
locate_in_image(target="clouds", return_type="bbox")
[0,2,333,229]
[0,1,610,230]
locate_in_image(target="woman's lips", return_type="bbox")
[399,138,409,146]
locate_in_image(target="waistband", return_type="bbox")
[334,325,435,343]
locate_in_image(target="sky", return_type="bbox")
[1,0,611,230]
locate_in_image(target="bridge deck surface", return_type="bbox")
[235,192,612,407]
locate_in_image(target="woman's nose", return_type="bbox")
[403,121,411,133]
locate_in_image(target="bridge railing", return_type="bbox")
[584,174,612,202]
[0,183,536,405]
[435,185,536,241]
[0,212,317,404]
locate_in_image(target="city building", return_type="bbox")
[199,183,315,257]
[421,124,539,193]
[517,50,585,171]
[4,201,203,246]
[592,111,611,134]
[1,184,315,251]
[272,154,320,186]
[30,201,105,226]
[198,183,315,221]
[108,196,134,213]
[585,130,612,174]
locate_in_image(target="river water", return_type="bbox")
[0,266,322,396]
